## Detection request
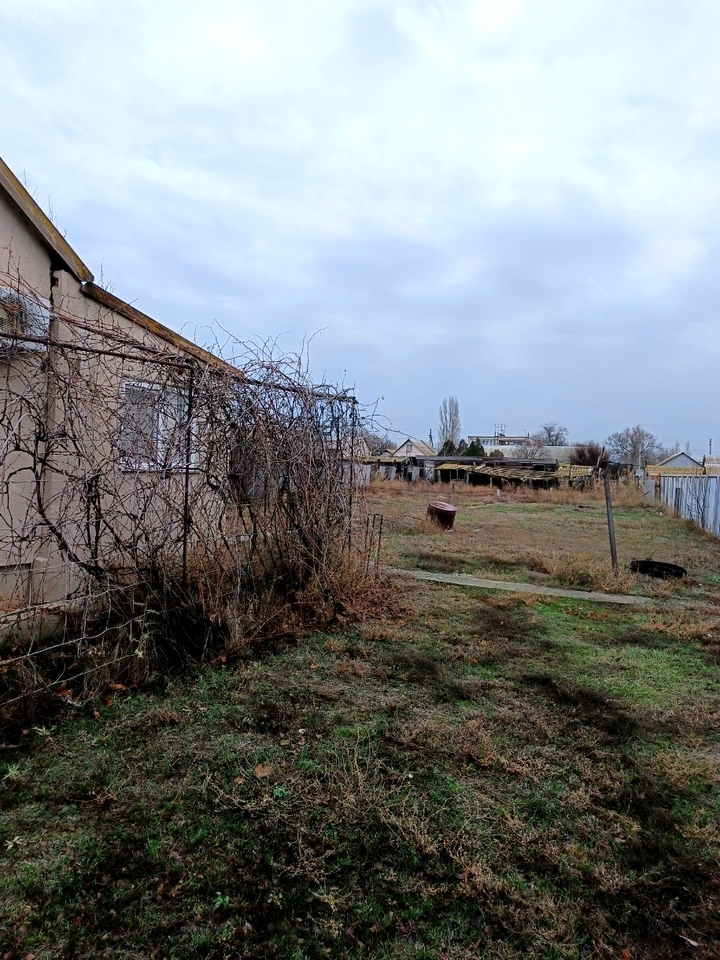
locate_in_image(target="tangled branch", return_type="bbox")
[0,272,376,723]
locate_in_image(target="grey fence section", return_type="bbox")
[659,475,720,539]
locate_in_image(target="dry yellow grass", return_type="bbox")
[368,479,720,597]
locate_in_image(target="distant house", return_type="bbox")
[393,438,436,458]
[0,156,239,612]
[366,439,436,482]
[468,430,531,457]
[646,452,703,477]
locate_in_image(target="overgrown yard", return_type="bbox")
[375,480,720,598]
[2,484,720,958]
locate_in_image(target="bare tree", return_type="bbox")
[438,396,460,449]
[605,425,669,466]
[535,422,568,446]
[360,427,391,454]
[512,438,549,460]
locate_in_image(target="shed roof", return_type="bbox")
[435,463,560,481]
[652,452,702,469]
[0,157,94,283]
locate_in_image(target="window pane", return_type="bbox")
[120,384,160,465]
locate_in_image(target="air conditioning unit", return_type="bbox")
[0,286,50,357]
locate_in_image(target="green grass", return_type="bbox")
[2,577,720,958]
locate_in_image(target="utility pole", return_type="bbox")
[604,471,618,574]
[597,447,618,574]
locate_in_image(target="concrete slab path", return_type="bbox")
[387,567,652,606]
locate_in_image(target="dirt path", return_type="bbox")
[387,567,652,605]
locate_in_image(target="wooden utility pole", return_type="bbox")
[603,470,618,574]
[595,446,618,574]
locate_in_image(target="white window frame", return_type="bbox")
[119,379,194,473]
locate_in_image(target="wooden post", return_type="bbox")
[603,472,618,574]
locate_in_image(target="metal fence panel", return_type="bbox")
[659,475,720,539]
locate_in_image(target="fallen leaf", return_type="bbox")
[679,935,700,947]
[108,683,126,691]
[254,764,273,778]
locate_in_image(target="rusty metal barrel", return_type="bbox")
[427,500,457,530]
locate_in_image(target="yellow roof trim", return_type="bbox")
[0,157,94,283]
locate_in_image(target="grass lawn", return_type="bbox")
[373,480,720,599]
[1,484,720,958]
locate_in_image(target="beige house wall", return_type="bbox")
[0,190,52,300]
[0,198,56,607]
[0,177,234,613]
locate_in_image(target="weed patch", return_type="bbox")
[520,674,638,741]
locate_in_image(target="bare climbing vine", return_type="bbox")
[0,271,376,723]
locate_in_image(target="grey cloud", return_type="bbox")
[3,0,720,454]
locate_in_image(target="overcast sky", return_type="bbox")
[2,0,720,453]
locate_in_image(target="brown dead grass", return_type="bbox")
[370,479,720,596]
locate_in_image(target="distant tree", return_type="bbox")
[466,439,485,457]
[487,449,505,459]
[438,396,461,450]
[513,438,548,460]
[428,429,434,450]
[535,422,568,446]
[605,425,669,466]
[360,428,391,454]
[569,442,608,467]
[456,438,468,455]
[439,439,457,456]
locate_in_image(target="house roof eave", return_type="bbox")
[81,282,241,375]
[0,157,94,284]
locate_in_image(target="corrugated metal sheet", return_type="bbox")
[659,475,720,539]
